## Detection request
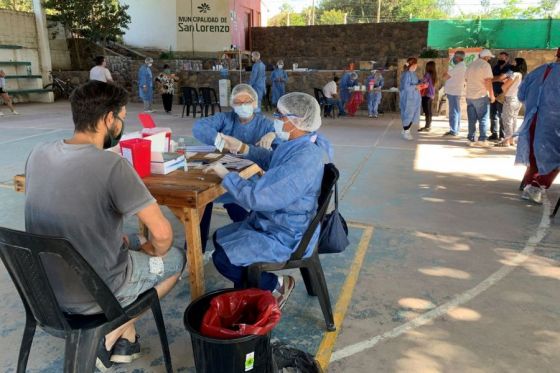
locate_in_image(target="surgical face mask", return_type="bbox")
[103,116,124,149]
[274,119,291,141]
[233,104,255,119]
[147,63,152,67]
[278,64,284,69]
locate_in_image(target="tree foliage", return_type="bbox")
[43,0,131,44]
[320,9,346,24]
[0,0,32,12]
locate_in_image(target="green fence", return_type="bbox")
[425,19,560,49]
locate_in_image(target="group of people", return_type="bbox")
[24,75,331,369]
[321,69,385,118]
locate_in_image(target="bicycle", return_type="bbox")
[43,72,77,100]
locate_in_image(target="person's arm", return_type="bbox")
[400,73,417,93]
[105,68,113,82]
[501,75,518,95]
[136,203,173,256]
[192,113,227,144]
[485,78,495,102]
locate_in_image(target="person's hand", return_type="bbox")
[256,132,276,150]
[221,134,243,153]
[490,95,496,103]
[203,162,229,179]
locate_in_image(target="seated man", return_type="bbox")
[322,76,347,116]
[204,92,329,309]
[192,83,277,248]
[24,81,185,371]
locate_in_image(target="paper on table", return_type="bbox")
[214,133,225,152]
[204,153,221,159]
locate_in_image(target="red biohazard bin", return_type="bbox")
[120,138,152,178]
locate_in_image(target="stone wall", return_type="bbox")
[0,9,37,49]
[251,22,429,70]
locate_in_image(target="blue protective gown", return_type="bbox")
[192,111,275,147]
[515,63,560,175]
[137,64,153,102]
[399,71,421,126]
[215,133,325,266]
[339,72,358,105]
[271,67,288,105]
[365,75,384,116]
[250,60,266,107]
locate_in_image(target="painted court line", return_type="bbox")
[0,129,66,146]
[315,224,374,370]
[330,194,552,364]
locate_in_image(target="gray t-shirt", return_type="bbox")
[25,140,155,313]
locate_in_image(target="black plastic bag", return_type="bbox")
[318,183,350,254]
[272,342,323,373]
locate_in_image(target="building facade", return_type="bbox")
[120,0,261,53]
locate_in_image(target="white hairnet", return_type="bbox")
[251,51,261,59]
[229,83,258,106]
[277,92,321,132]
[145,57,153,64]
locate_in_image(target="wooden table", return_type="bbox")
[14,161,262,300]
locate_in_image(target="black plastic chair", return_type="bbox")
[198,87,221,117]
[245,163,339,331]
[181,86,202,118]
[314,88,336,118]
[0,227,173,373]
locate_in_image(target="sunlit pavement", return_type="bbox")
[0,101,558,372]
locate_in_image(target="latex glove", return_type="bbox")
[203,162,229,179]
[221,134,243,154]
[256,132,276,150]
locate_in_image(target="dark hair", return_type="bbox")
[513,57,527,77]
[403,57,418,72]
[499,52,509,57]
[425,61,438,85]
[163,64,170,69]
[333,76,340,82]
[70,81,129,133]
[94,56,105,66]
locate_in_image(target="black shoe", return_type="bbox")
[110,335,141,364]
[338,112,347,117]
[418,127,431,132]
[443,131,457,136]
[96,338,113,372]
[488,134,499,141]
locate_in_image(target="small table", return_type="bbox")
[14,160,263,301]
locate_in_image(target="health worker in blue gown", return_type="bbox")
[249,51,266,110]
[399,57,423,141]
[271,60,288,106]
[204,92,330,309]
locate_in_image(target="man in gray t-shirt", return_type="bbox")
[25,81,185,370]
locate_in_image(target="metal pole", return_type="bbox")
[32,0,53,102]
[377,0,381,23]
[311,0,315,25]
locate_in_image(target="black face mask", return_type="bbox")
[498,60,506,65]
[103,116,124,149]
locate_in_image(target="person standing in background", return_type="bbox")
[419,61,437,132]
[249,51,266,110]
[399,58,425,141]
[495,57,527,147]
[339,71,359,111]
[138,57,154,113]
[365,70,384,118]
[489,51,513,141]
[89,56,113,83]
[155,64,179,114]
[271,60,288,107]
[443,51,466,137]
[0,70,19,116]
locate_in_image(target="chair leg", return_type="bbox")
[192,105,196,118]
[247,265,262,288]
[551,196,560,218]
[16,314,36,373]
[64,329,102,373]
[299,267,317,296]
[151,298,173,373]
[309,255,336,331]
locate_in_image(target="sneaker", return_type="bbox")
[11,111,19,115]
[523,185,543,204]
[443,131,457,137]
[273,275,296,310]
[95,338,113,372]
[338,112,347,117]
[401,129,413,141]
[373,114,378,118]
[475,140,491,148]
[488,134,499,141]
[110,335,141,364]
[368,114,373,118]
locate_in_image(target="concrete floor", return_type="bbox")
[0,101,558,372]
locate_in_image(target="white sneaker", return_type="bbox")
[401,129,413,141]
[523,185,543,204]
[472,140,490,148]
[0,112,4,117]
[12,111,19,115]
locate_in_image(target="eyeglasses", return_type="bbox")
[272,110,303,119]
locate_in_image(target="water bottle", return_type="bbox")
[177,137,186,154]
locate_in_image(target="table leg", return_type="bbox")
[172,207,205,300]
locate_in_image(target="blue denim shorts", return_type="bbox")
[115,235,186,308]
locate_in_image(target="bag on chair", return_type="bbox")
[318,182,350,254]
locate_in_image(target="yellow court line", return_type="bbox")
[315,224,375,371]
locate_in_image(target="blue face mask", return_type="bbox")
[274,119,291,141]
[233,104,255,119]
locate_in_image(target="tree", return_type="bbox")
[268,3,307,26]
[319,9,346,24]
[0,0,32,11]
